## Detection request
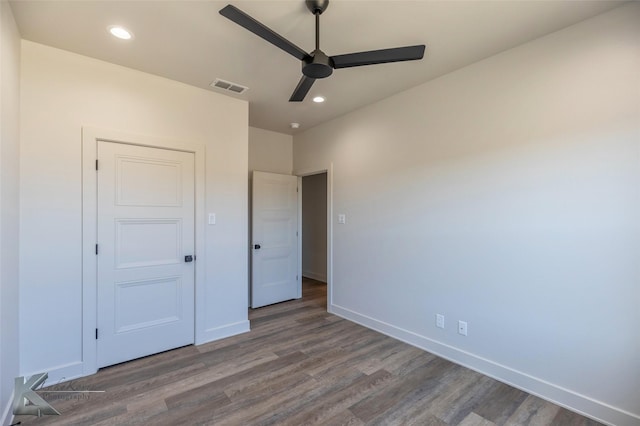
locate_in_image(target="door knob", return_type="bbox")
[254,244,261,250]
[184,255,194,262]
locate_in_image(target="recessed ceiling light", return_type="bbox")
[108,26,133,40]
[290,122,300,129]
[312,96,325,103]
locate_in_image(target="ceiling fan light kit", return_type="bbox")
[219,0,426,102]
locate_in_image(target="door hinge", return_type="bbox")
[296,275,299,281]
[95,244,98,255]
[297,187,299,193]
[296,231,298,237]
[95,159,98,171]
[95,328,98,339]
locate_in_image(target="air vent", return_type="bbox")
[210,78,249,95]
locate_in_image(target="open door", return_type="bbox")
[251,171,300,308]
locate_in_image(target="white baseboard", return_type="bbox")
[1,389,14,426]
[302,271,327,282]
[330,303,639,426]
[196,320,250,345]
[15,322,250,397]
[21,361,85,387]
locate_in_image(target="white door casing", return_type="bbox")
[294,164,334,311]
[251,171,299,308]
[96,141,195,368]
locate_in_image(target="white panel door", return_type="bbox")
[252,171,299,308]
[97,141,195,368]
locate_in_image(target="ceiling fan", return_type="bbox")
[219,0,426,102]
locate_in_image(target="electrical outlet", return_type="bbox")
[436,314,445,329]
[458,320,468,336]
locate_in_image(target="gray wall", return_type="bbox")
[302,173,327,282]
[293,4,640,425]
[0,2,21,424]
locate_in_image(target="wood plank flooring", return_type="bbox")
[14,279,603,425]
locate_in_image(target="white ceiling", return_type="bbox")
[10,0,624,135]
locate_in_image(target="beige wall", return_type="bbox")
[294,4,640,425]
[249,126,292,175]
[19,41,249,383]
[0,1,21,422]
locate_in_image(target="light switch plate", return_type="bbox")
[458,320,468,336]
[208,213,216,225]
[338,214,346,224]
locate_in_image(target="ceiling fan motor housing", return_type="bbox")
[303,50,334,78]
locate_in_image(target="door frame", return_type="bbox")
[81,127,206,376]
[295,164,333,311]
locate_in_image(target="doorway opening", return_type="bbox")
[248,167,332,314]
[301,172,328,308]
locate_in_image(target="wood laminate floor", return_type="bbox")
[15,279,602,425]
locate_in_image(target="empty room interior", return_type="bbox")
[1,0,639,425]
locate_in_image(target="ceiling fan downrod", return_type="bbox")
[307,0,328,50]
[302,0,333,79]
[315,12,320,51]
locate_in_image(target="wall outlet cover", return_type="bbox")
[436,314,445,329]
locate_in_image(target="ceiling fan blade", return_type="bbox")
[219,5,309,61]
[289,75,316,102]
[331,45,426,69]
